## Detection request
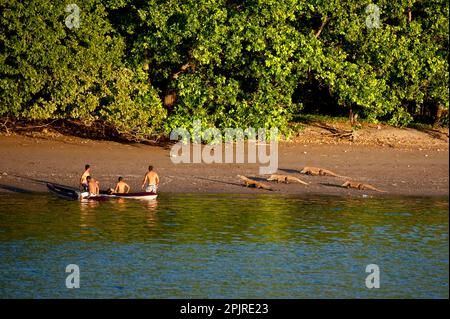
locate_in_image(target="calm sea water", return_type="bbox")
[0,192,448,298]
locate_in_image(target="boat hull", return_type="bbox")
[46,183,80,200]
[101,192,158,200]
[47,183,157,200]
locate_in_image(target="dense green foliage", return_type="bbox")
[0,0,166,139]
[0,0,448,139]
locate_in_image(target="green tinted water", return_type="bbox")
[0,193,448,298]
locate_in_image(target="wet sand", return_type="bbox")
[0,134,448,197]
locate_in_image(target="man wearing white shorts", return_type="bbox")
[141,165,160,193]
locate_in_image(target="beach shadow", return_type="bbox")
[279,168,301,174]
[248,176,270,182]
[194,176,243,188]
[0,184,33,194]
[150,139,178,150]
[9,174,76,190]
[10,174,48,185]
[413,127,449,142]
[320,182,345,189]
[7,119,184,149]
[303,120,352,135]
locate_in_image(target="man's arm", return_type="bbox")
[114,184,119,193]
[141,174,147,189]
[125,183,130,193]
[156,174,160,185]
[79,175,84,190]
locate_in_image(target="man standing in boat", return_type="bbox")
[141,165,160,193]
[79,164,91,192]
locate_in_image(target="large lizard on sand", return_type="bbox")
[238,175,273,191]
[341,181,386,193]
[300,166,347,178]
[267,174,308,185]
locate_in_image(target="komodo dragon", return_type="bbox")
[341,181,386,193]
[238,175,273,191]
[300,166,347,178]
[267,174,308,185]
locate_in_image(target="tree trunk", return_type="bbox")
[314,16,328,39]
[434,104,443,127]
[143,49,149,71]
[171,62,193,79]
[349,107,358,126]
[164,91,176,107]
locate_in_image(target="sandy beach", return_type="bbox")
[0,125,448,197]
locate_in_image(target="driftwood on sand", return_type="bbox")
[237,175,273,191]
[267,174,308,185]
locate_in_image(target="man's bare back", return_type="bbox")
[144,171,159,184]
[115,180,130,193]
[87,177,99,195]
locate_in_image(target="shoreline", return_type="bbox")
[3,190,448,200]
[0,132,448,197]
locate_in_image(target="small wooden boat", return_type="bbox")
[47,183,157,201]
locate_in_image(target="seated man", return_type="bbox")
[86,176,99,196]
[114,177,130,194]
[141,165,159,193]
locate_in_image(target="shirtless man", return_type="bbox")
[141,165,159,193]
[114,177,130,194]
[86,176,99,196]
[79,164,91,192]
